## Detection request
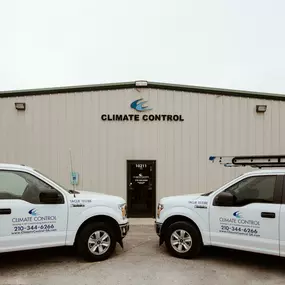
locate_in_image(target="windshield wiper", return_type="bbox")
[68,189,80,194]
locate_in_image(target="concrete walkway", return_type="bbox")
[128,218,155,225]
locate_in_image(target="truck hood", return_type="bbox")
[71,190,126,204]
[160,193,203,204]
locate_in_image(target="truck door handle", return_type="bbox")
[0,208,11,215]
[261,212,275,218]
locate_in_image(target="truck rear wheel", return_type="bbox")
[76,222,117,262]
[165,221,202,259]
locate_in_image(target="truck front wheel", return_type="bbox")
[76,222,117,262]
[165,221,202,259]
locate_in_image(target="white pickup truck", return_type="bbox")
[0,163,129,262]
[155,155,285,259]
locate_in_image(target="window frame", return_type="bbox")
[281,175,285,205]
[212,173,284,207]
[0,169,65,204]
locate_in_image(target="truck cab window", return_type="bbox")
[224,175,276,206]
[0,170,54,203]
[0,171,28,199]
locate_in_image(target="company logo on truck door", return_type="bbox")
[28,208,39,216]
[12,210,57,235]
[130,98,152,112]
[233,211,243,219]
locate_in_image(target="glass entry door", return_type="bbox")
[127,160,156,218]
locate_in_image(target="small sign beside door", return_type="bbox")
[71,172,79,185]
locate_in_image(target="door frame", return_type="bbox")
[126,160,156,218]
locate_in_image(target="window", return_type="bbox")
[0,171,28,199]
[223,175,277,206]
[34,169,68,192]
[0,170,56,203]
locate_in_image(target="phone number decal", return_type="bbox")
[220,225,260,237]
[12,224,57,234]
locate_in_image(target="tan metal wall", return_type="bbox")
[1,88,285,201]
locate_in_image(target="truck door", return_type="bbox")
[209,173,283,256]
[0,169,68,252]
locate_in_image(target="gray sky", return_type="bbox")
[1,0,285,94]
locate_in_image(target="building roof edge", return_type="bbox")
[1,80,285,101]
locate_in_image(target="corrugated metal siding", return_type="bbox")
[0,88,285,202]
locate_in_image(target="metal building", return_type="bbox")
[1,80,285,218]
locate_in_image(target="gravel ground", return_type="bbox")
[1,225,285,285]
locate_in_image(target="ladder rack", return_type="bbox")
[209,155,285,168]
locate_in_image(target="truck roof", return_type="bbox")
[245,168,285,175]
[0,163,34,171]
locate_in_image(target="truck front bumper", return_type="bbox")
[120,222,129,238]
[154,221,164,245]
[155,221,162,236]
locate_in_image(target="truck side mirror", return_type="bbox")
[39,189,64,204]
[213,192,234,206]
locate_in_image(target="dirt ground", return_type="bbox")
[1,225,285,285]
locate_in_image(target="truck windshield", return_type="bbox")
[34,169,69,192]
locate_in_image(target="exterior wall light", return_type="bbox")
[15,102,26,111]
[135,80,148,87]
[256,105,267,113]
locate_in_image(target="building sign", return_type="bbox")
[101,114,184,121]
[130,98,152,112]
[101,98,184,122]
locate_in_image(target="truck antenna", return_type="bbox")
[69,148,76,197]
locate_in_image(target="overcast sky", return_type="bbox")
[1,0,285,94]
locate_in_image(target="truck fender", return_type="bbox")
[159,207,209,245]
[66,206,122,245]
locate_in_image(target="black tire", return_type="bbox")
[76,222,117,262]
[165,221,202,259]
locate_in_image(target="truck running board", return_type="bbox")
[209,155,285,168]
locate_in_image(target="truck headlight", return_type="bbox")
[157,203,164,218]
[119,203,127,219]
